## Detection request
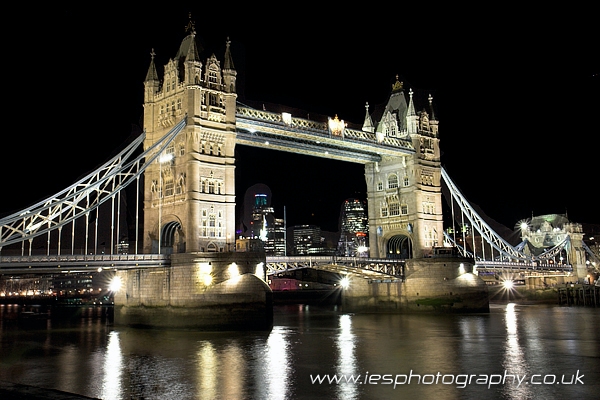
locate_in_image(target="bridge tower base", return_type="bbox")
[112,252,273,330]
[341,256,489,313]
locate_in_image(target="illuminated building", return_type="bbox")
[291,225,326,255]
[248,193,286,255]
[264,218,286,256]
[337,198,368,256]
[141,18,238,253]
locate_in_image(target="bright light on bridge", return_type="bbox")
[502,279,514,290]
[340,276,350,289]
[228,262,240,281]
[159,153,173,163]
[109,276,122,292]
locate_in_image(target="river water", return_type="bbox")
[0,302,598,400]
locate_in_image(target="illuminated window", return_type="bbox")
[164,175,174,197]
[209,70,218,84]
[422,202,435,214]
[381,205,388,217]
[165,144,175,161]
[388,174,399,189]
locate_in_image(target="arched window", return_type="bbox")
[388,174,399,189]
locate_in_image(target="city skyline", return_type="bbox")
[4,6,598,232]
[240,181,364,235]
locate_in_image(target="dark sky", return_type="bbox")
[3,6,598,233]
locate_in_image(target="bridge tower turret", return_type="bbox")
[141,17,237,254]
[365,77,443,259]
[565,223,589,282]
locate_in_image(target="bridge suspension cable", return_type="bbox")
[441,167,534,262]
[0,117,187,255]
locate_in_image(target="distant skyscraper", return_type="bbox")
[338,198,368,256]
[250,194,273,240]
[264,217,286,256]
[291,225,326,255]
[246,191,286,255]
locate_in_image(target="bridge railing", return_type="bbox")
[266,255,405,279]
[0,254,170,267]
[474,260,573,271]
[236,106,414,151]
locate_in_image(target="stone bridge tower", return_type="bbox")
[141,19,237,254]
[364,77,443,259]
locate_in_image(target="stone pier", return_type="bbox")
[113,252,273,330]
[341,256,489,313]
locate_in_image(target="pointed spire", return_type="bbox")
[145,48,159,82]
[185,12,195,34]
[362,102,375,133]
[223,37,235,70]
[407,89,417,117]
[406,88,418,135]
[428,94,437,121]
[185,29,200,62]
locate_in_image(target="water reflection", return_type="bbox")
[1,304,598,399]
[102,331,122,400]
[502,303,532,400]
[336,314,358,400]
[219,342,245,399]
[261,326,290,399]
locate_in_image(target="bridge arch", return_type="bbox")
[159,219,185,254]
[386,234,413,259]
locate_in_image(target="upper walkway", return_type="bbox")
[235,105,415,163]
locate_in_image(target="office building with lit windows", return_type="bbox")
[337,198,368,256]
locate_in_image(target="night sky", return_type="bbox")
[4,6,598,234]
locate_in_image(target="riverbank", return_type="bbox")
[488,284,600,306]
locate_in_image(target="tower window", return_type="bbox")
[388,174,399,189]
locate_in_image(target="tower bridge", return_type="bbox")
[1,20,597,326]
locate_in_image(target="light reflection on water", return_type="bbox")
[501,303,532,400]
[336,314,358,400]
[102,331,122,399]
[0,303,599,400]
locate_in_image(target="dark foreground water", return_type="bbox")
[1,302,599,400]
